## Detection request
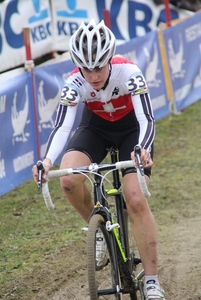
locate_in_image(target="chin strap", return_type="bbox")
[101,63,112,91]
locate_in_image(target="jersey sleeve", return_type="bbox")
[131,92,155,152]
[125,66,155,152]
[43,79,81,165]
[44,103,78,165]
[60,83,81,106]
[125,67,148,95]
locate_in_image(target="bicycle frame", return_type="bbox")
[90,148,129,261]
[89,147,143,297]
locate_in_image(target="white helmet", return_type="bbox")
[69,19,116,70]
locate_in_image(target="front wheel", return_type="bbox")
[87,214,122,300]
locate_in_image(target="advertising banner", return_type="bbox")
[163,11,201,112]
[0,0,192,73]
[51,0,192,51]
[0,72,37,195]
[0,0,52,72]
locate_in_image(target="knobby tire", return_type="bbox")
[87,214,122,300]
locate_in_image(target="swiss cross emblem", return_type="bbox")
[91,92,96,97]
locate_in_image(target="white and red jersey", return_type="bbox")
[45,56,155,165]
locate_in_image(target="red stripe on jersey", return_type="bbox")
[111,56,135,66]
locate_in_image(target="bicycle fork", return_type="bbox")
[106,219,145,299]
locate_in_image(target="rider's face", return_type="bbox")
[81,64,110,90]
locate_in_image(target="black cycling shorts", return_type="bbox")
[66,107,153,177]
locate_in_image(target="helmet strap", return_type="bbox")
[101,63,112,91]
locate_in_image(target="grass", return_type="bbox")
[0,99,201,299]
[0,178,86,299]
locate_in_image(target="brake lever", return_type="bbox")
[134,145,144,176]
[36,160,44,194]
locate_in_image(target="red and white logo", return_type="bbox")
[91,92,96,97]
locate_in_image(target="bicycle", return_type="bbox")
[37,145,151,299]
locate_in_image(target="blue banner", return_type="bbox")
[0,73,37,195]
[163,11,201,112]
[116,30,170,121]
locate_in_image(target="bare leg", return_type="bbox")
[123,173,157,275]
[60,151,94,223]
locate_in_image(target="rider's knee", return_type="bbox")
[126,192,147,214]
[60,176,76,192]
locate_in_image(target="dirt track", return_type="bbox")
[30,197,201,300]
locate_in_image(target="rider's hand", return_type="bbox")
[32,158,52,184]
[131,148,153,168]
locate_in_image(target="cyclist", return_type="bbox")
[32,19,165,299]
